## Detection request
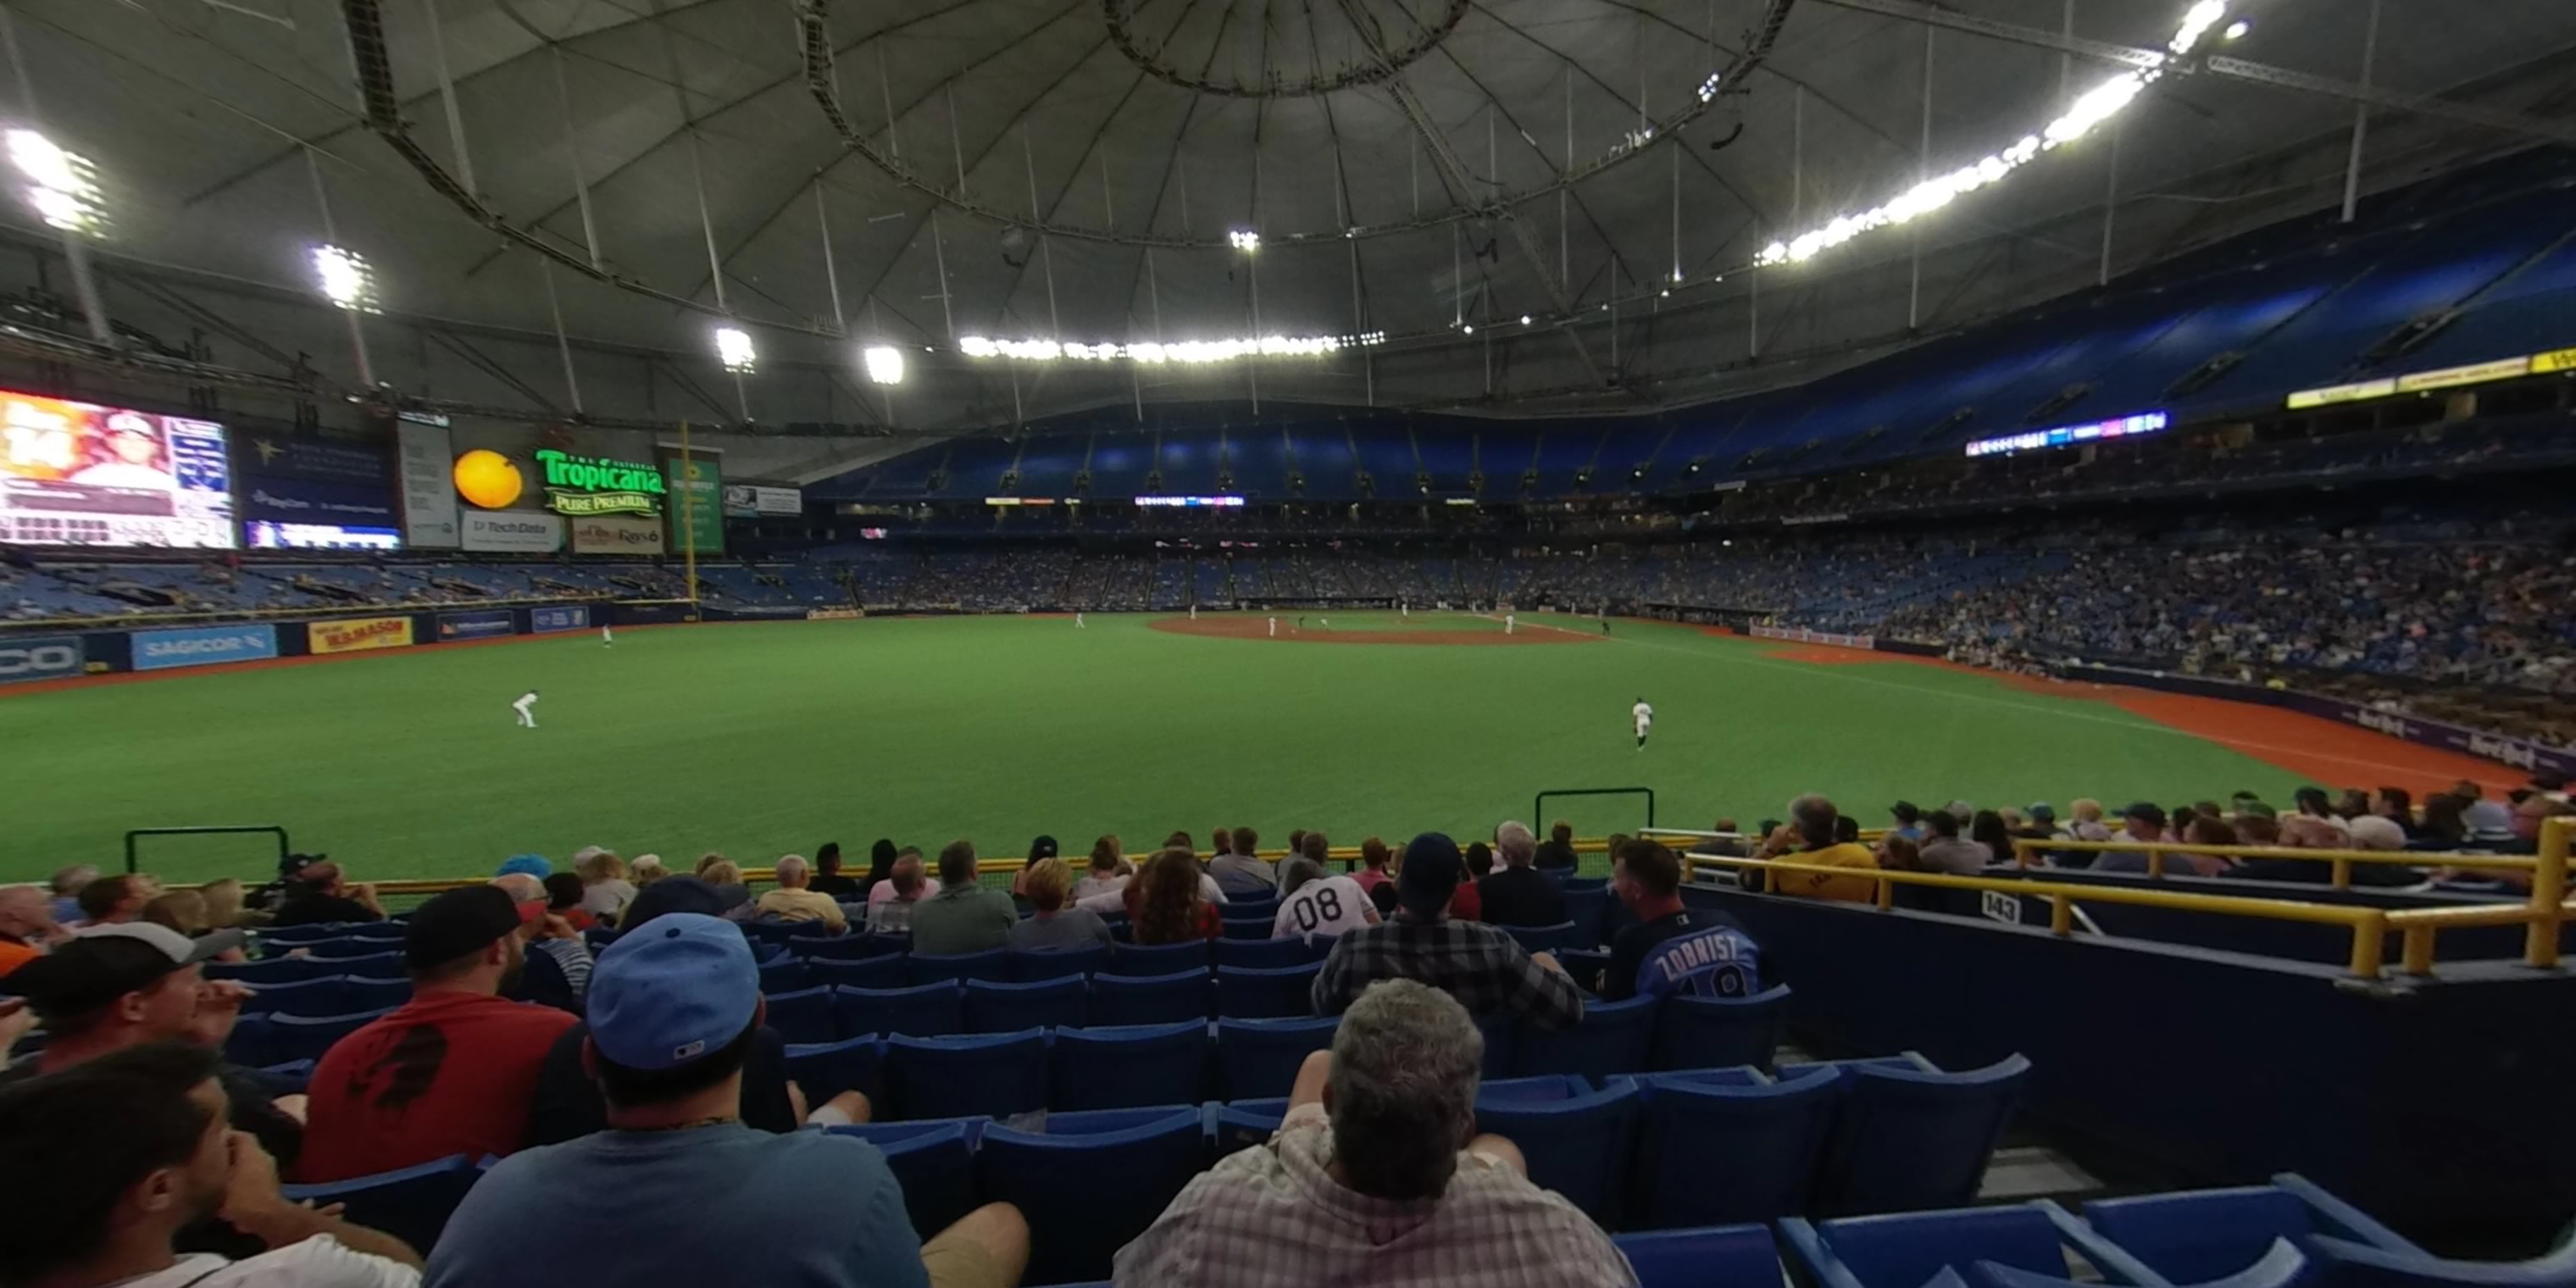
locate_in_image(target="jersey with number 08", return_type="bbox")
[1271,874,1374,944]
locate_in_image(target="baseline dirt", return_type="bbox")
[1149,616,1596,646]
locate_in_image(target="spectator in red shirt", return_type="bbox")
[297,886,577,1183]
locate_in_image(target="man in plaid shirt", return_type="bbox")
[1309,832,1586,1029]
[1112,980,1635,1287]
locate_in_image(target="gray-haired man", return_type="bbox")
[1476,821,1568,929]
[1114,979,1635,1286]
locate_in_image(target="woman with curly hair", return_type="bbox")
[1128,848,1221,944]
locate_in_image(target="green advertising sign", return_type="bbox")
[535,448,665,517]
[662,452,724,556]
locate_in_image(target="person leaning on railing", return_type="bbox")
[1754,796,1879,902]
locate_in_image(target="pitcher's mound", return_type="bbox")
[1150,616,1597,646]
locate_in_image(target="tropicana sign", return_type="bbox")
[535,448,665,517]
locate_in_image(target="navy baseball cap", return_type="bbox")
[1395,832,1465,918]
[589,913,758,1071]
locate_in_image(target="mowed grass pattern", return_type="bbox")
[1,613,2312,884]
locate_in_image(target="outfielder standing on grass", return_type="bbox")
[1632,697,1653,749]
[513,689,540,729]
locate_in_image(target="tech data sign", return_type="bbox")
[535,449,664,517]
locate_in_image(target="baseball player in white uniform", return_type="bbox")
[1632,697,1653,749]
[513,689,541,729]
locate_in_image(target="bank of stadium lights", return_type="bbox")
[862,344,905,386]
[1227,230,1261,252]
[7,129,104,236]
[310,245,379,313]
[714,325,756,374]
[2223,19,2251,39]
[955,331,1384,364]
[1756,1,2232,268]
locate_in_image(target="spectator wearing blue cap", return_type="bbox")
[1310,832,1585,1030]
[430,912,1030,1288]
[493,854,552,882]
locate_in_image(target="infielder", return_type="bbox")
[1505,613,1516,635]
[1268,616,1277,637]
[513,689,541,729]
[1632,697,1653,749]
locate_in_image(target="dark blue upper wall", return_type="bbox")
[815,149,2576,504]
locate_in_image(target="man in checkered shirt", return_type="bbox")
[1112,979,1636,1287]
[1308,832,1586,1029]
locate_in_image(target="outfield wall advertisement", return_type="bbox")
[437,609,517,641]
[395,423,461,548]
[569,513,665,555]
[133,624,278,671]
[0,634,84,684]
[308,615,415,656]
[530,605,591,634]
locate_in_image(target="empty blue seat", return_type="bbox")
[1215,963,1319,1019]
[1814,1055,2030,1215]
[1008,945,1108,981]
[1215,1015,1340,1099]
[1213,937,1313,970]
[256,923,341,946]
[1512,993,1657,1080]
[304,939,388,961]
[807,955,907,991]
[2083,1175,2426,1284]
[908,949,1009,986]
[744,922,798,948]
[2302,1230,2576,1288]
[830,1119,984,1239]
[1214,1097,1287,1154]
[1564,887,1610,943]
[1103,941,1209,976]
[832,982,964,1039]
[1633,1065,1842,1228]
[978,1106,1208,1285]
[886,1030,1047,1120]
[210,955,344,986]
[762,985,836,1045]
[1504,921,1589,953]
[280,1154,481,1254]
[798,934,894,962]
[1227,897,1281,923]
[758,956,808,994]
[1472,1076,1641,1229]
[1091,969,1213,1026]
[313,950,406,976]
[267,1008,392,1065]
[1962,1240,2307,1288]
[1615,1224,1785,1288]
[347,923,408,941]
[1219,918,1274,941]
[1051,1022,1208,1111]
[1783,1202,2142,1288]
[1651,985,1790,1073]
[339,975,411,1013]
[244,975,349,1017]
[963,977,1087,1034]
[784,1034,882,1103]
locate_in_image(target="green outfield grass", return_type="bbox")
[2,612,2316,886]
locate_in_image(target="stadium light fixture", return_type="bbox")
[715,325,756,374]
[311,245,379,313]
[1757,1,2233,269]
[2223,19,2250,39]
[863,344,905,385]
[8,129,104,236]
[1227,230,1261,252]
[955,332,1381,364]
[1520,314,1533,325]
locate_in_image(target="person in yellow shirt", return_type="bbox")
[752,855,848,932]
[1758,796,1882,902]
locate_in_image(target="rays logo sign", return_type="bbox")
[535,448,665,517]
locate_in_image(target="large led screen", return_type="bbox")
[0,389,235,548]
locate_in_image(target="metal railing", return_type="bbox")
[2007,837,2536,889]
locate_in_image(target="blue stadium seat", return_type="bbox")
[1214,963,1319,1019]
[977,1106,1208,1285]
[908,949,1010,986]
[1008,945,1108,981]
[1215,1015,1340,1099]
[1220,918,1274,940]
[1650,985,1790,1073]
[762,985,836,1045]
[223,1014,276,1069]
[1512,993,1657,1080]
[830,1119,985,1239]
[963,977,1088,1034]
[798,934,893,962]
[1554,949,1613,997]
[1504,921,1590,954]
[1632,1065,1842,1228]
[2301,1230,2576,1288]
[744,922,798,949]
[267,1008,393,1065]
[1564,887,1611,943]
[1614,1224,1785,1288]
[1813,1055,2030,1215]
[1213,937,1313,970]
[210,956,342,985]
[831,981,964,1038]
[2082,1175,2426,1284]
[255,924,341,948]
[784,1034,882,1103]
[1227,897,1281,923]
[758,956,808,995]
[347,924,408,942]
[1474,1012,1518,1080]
[1091,969,1213,1025]
[1103,941,1209,976]
[807,955,907,991]
[243,975,348,1017]
[1471,1075,1641,1229]
[1783,1202,2142,1288]
[280,1154,481,1255]
[1961,1240,2307,1288]
[339,976,411,1013]
[253,1059,315,1096]
[1050,1022,1209,1111]
[306,940,395,962]
[1214,1097,1286,1154]
[886,1030,1048,1120]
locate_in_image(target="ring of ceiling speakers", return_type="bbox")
[1098,0,1471,98]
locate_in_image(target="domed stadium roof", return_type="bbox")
[10,0,2576,433]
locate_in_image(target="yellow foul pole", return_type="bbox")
[680,419,700,613]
